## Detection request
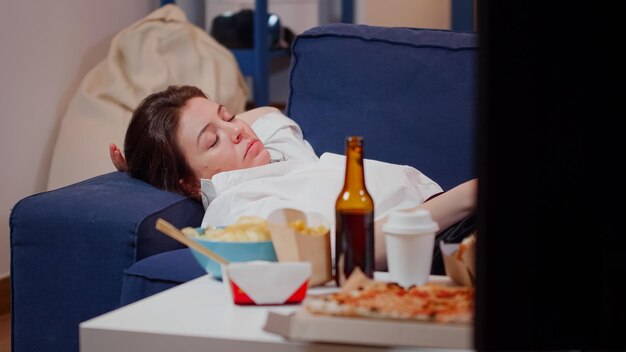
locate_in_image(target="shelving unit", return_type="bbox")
[228,0,288,107]
[161,0,354,108]
[161,0,289,107]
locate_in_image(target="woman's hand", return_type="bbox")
[109,143,128,172]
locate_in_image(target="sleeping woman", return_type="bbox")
[109,85,477,269]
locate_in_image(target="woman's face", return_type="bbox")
[177,97,270,180]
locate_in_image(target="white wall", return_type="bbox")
[355,0,451,29]
[0,0,452,278]
[0,1,160,278]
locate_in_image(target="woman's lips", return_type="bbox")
[245,139,260,159]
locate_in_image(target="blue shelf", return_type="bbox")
[231,48,290,76]
[163,0,354,107]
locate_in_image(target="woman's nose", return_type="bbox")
[228,124,243,143]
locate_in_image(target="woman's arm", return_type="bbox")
[416,178,477,232]
[374,178,478,270]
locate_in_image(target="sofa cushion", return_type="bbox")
[120,248,206,306]
[287,24,478,191]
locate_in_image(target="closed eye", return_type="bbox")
[207,135,218,149]
[207,115,235,149]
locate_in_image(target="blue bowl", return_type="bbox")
[190,236,278,279]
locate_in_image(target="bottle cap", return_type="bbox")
[382,209,439,235]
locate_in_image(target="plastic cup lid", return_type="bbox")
[382,208,439,235]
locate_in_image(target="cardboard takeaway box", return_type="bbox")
[221,261,311,305]
[267,208,333,287]
[440,233,476,287]
[264,309,472,350]
[263,273,473,350]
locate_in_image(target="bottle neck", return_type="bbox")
[343,137,366,190]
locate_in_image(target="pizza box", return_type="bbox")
[263,273,472,349]
[263,307,472,350]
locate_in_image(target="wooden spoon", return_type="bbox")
[155,218,229,265]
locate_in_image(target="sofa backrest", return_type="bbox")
[286,24,478,191]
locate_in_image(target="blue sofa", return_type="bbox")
[10,23,477,352]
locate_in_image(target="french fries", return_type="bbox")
[288,219,329,236]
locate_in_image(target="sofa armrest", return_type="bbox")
[9,171,204,352]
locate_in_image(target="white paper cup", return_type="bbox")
[382,209,439,287]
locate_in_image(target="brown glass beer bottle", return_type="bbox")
[335,136,375,287]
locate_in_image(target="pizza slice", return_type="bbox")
[303,281,474,324]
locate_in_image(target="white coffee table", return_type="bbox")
[80,274,470,352]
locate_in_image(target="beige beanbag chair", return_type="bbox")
[47,4,249,190]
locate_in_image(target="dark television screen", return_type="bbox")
[474,1,626,350]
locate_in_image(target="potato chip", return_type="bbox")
[196,216,272,242]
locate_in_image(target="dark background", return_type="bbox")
[474,1,625,350]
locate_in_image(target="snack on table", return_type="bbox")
[187,216,272,242]
[440,232,477,287]
[455,233,476,261]
[303,280,474,324]
[287,219,329,236]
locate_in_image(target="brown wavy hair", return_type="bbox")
[124,85,207,198]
